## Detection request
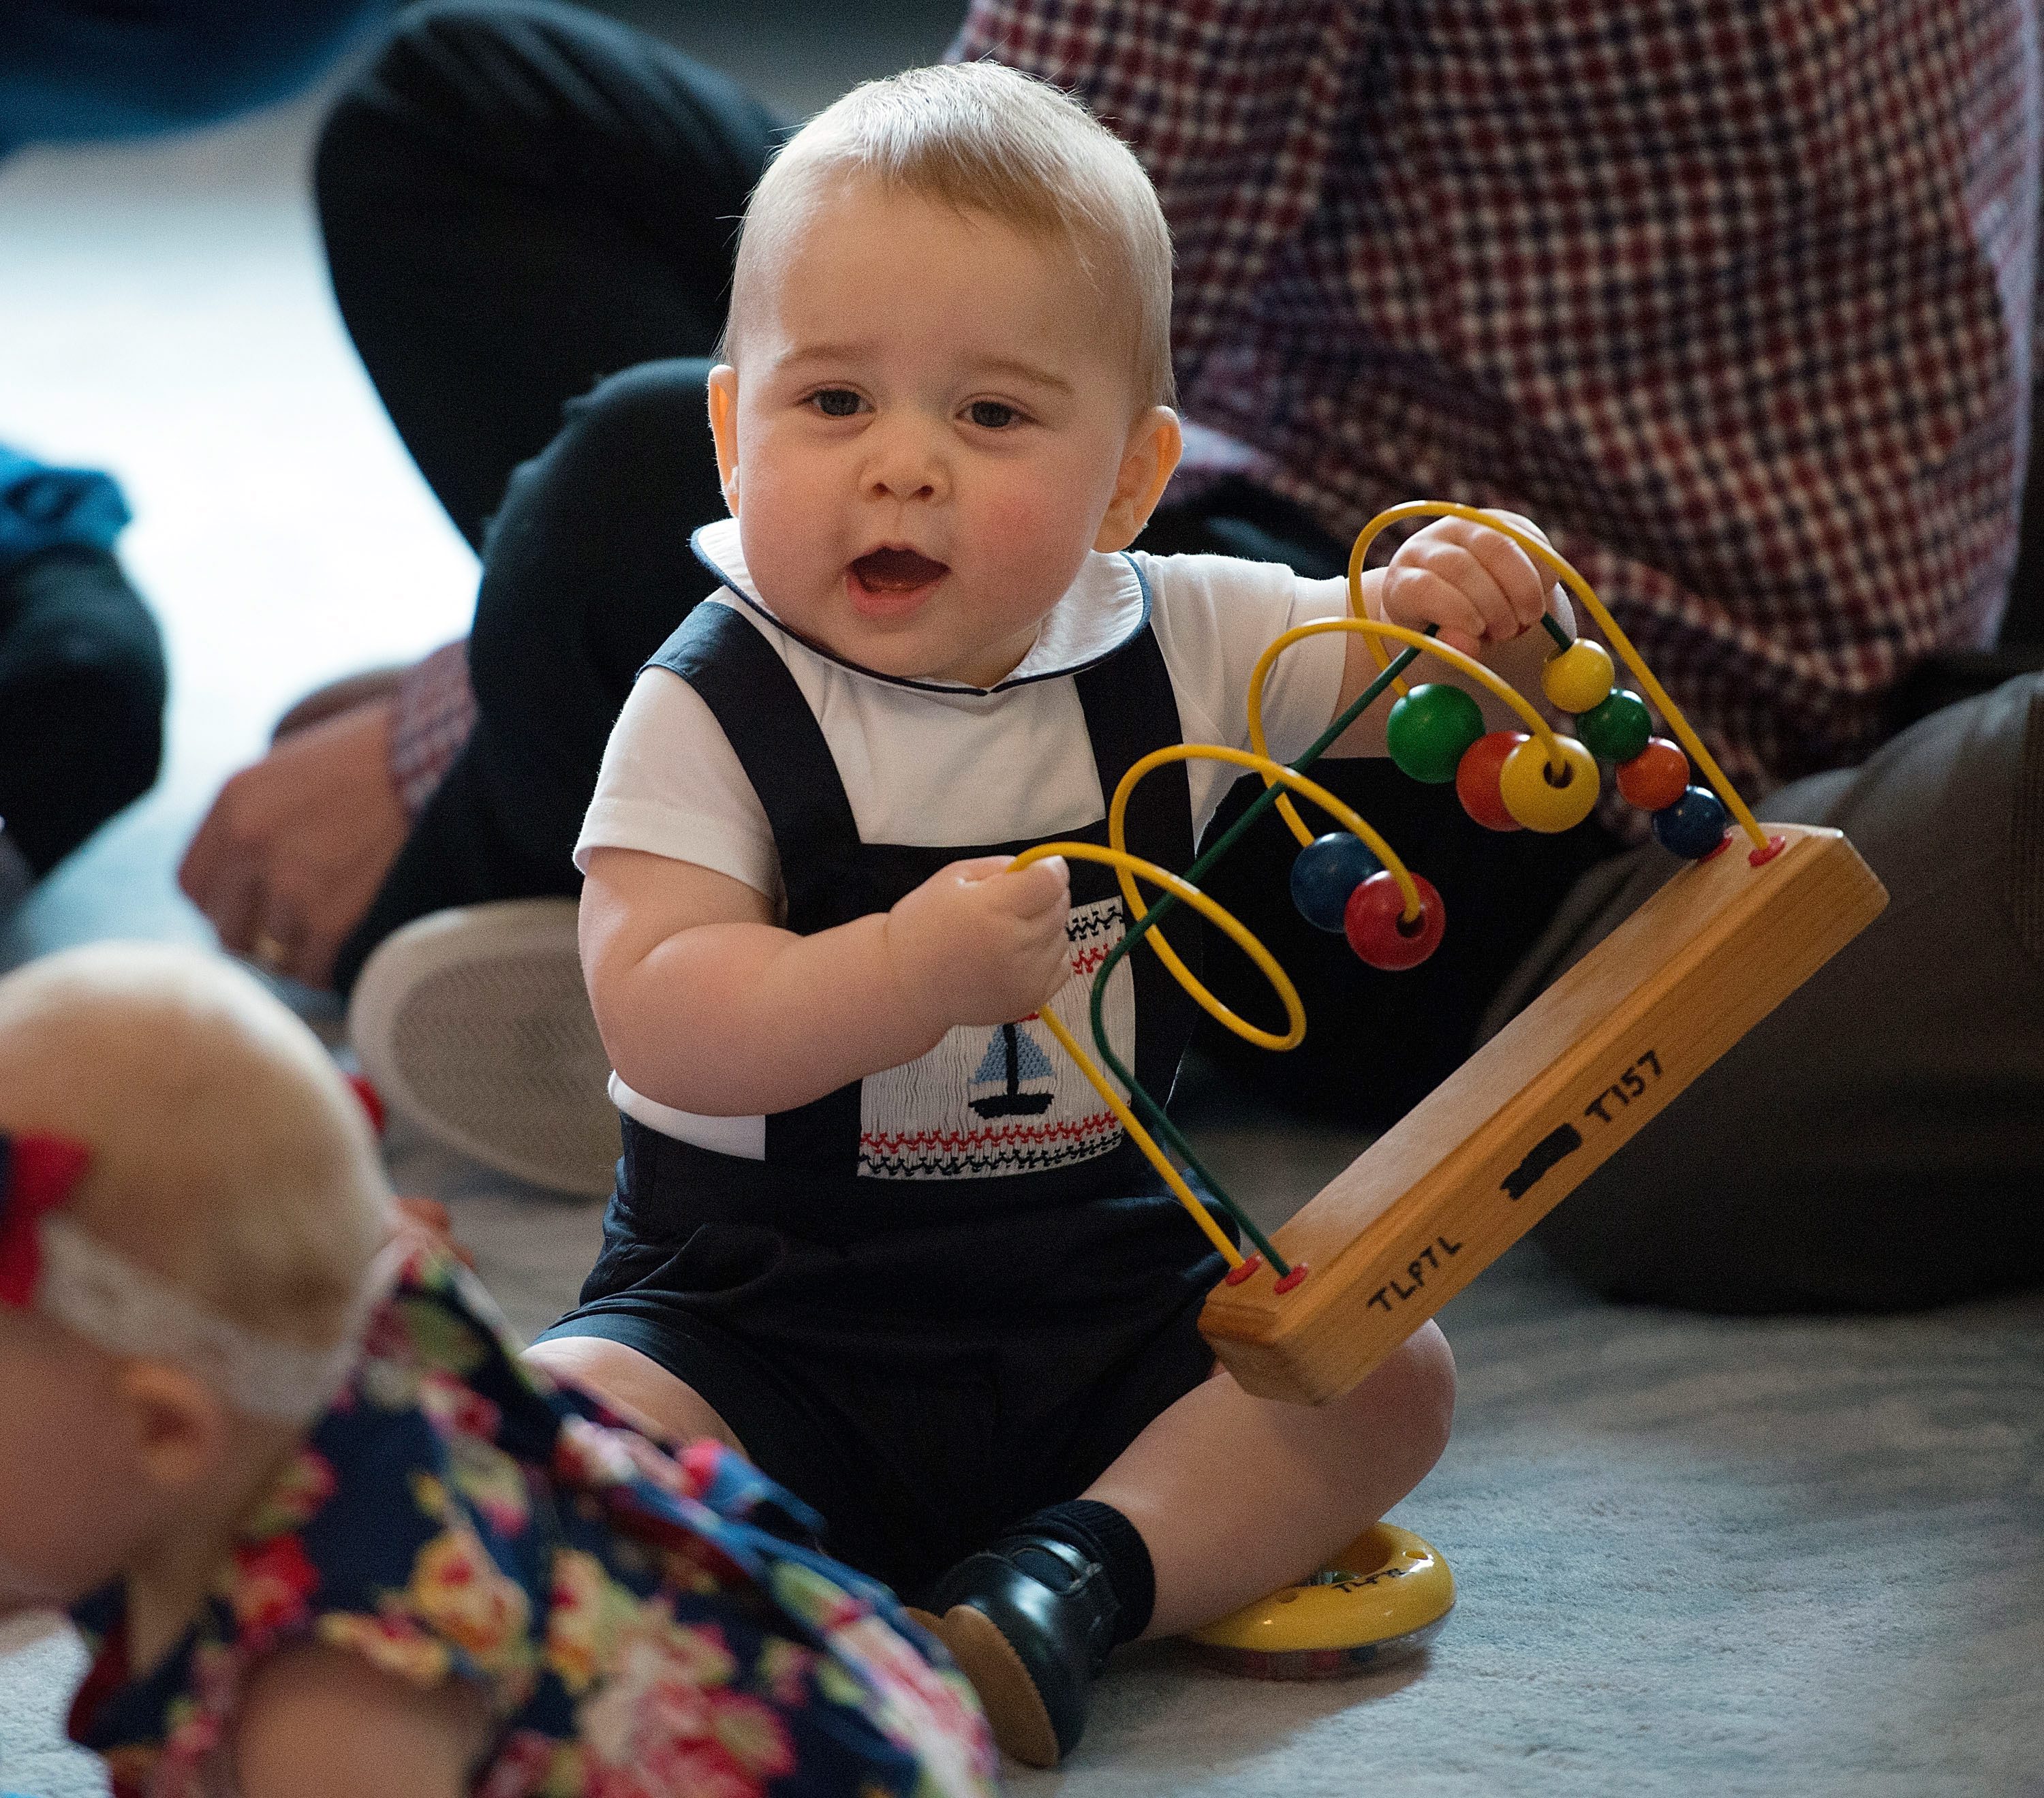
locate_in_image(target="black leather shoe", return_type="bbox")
[921,1535,1121,1767]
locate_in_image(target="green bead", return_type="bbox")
[1577,688,1653,762]
[1386,683,1486,784]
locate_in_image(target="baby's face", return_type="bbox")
[0,1310,157,1612]
[710,176,1177,687]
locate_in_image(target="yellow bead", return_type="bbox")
[1499,735,1600,831]
[1542,640,1615,714]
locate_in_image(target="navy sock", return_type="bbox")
[1000,1499,1155,1648]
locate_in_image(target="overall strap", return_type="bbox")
[646,602,867,1173]
[645,603,866,930]
[1071,622,1201,1106]
[1070,622,1194,880]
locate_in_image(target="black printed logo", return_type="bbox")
[1502,1123,1583,1200]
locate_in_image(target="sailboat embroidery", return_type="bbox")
[858,894,1130,1178]
[967,1021,1057,1118]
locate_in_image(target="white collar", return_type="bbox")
[690,517,1151,695]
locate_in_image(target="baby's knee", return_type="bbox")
[524,1333,743,1451]
[1355,1321,1457,1482]
[1404,1320,1457,1448]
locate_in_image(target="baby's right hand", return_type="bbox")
[1380,510,1555,660]
[885,855,1072,1034]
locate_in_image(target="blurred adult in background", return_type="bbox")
[0,0,397,903]
[187,0,2043,1309]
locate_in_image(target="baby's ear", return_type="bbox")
[119,1361,230,1494]
[707,365,742,516]
[1094,407,1183,553]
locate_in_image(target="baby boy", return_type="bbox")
[527,61,1564,1765]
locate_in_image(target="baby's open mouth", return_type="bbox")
[850,547,948,593]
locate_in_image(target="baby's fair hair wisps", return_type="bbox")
[0,943,390,1371]
[726,61,1175,408]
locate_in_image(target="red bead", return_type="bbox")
[1455,731,1528,832]
[1615,737,1689,811]
[1343,871,1446,970]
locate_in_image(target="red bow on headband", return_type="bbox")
[0,1130,91,1307]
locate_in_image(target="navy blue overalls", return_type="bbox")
[544,569,1235,1600]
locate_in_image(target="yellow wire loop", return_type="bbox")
[1348,500,1769,853]
[1246,615,1571,850]
[984,499,1771,1272]
[1012,836,1307,1052]
[1008,839,1300,1269]
[1032,1005,1241,1268]
[1004,744,1431,1265]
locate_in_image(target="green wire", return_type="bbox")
[1086,628,1438,1277]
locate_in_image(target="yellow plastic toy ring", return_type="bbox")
[1186,1523,1455,1679]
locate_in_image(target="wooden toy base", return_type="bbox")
[1200,823,1888,1405]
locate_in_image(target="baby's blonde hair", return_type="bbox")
[0,944,389,1359]
[726,61,1176,408]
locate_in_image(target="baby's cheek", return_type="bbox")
[735,503,831,610]
[975,483,1062,559]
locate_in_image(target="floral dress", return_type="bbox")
[65,1245,997,1798]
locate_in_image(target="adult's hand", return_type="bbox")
[178,697,407,989]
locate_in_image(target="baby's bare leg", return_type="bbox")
[523,1336,745,1454]
[1083,1321,1455,1639]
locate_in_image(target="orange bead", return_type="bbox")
[1616,737,1690,811]
[1455,731,1527,832]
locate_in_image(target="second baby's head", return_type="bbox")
[709,61,1183,688]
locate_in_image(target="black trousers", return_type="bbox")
[317,1,2044,1311]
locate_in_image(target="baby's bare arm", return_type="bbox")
[581,846,1072,1117]
[233,1644,486,1798]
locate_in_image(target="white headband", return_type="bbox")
[33,1219,367,1425]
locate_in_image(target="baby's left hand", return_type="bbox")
[1380,511,1555,660]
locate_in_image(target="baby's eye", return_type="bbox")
[965,400,1021,430]
[809,388,863,418]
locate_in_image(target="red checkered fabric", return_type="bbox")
[956,0,2041,791]
[389,637,476,816]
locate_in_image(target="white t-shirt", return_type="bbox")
[576,516,1350,1153]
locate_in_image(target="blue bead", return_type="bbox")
[1652,786,1731,859]
[1290,832,1384,932]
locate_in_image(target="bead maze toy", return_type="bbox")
[1012,501,1889,1408]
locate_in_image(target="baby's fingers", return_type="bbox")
[997,854,1070,918]
[946,854,1024,885]
[1397,533,1527,645]
[1381,561,1487,659]
[1459,518,1551,634]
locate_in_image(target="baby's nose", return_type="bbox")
[865,420,947,500]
